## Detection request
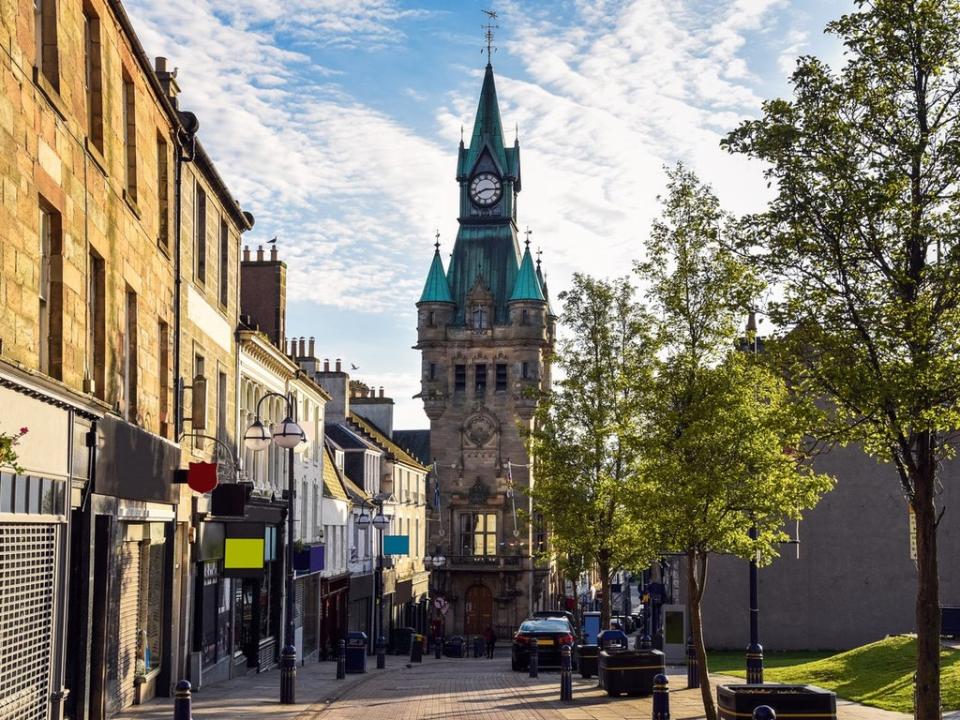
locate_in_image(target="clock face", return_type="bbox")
[470,173,502,207]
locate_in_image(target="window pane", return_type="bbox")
[486,514,496,532]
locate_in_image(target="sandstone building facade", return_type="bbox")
[416,59,556,638]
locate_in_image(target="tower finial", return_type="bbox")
[536,246,543,269]
[434,229,441,252]
[524,226,533,248]
[482,9,498,64]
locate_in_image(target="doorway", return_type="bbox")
[464,584,493,636]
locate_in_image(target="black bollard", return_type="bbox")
[376,636,386,669]
[753,706,776,720]
[746,642,764,684]
[173,680,192,720]
[652,673,670,720]
[560,643,573,702]
[528,638,539,678]
[280,645,296,704]
[686,636,699,689]
[336,639,346,680]
[434,634,442,659]
[639,630,652,650]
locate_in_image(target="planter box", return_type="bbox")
[577,644,599,678]
[598,648,665,697]
[943,607,960,639]
[717,684,837,720]
[293,544,324,573]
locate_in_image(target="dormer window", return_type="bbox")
[472,305,488,330]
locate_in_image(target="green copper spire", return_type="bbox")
[461,63,509,175]
[419,239,454,303]
[509,242,546,302]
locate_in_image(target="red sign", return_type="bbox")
[187,462,218,494]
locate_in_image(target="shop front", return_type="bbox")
[348,572,373,640]
[191,522,232,688]
[0,369,91,720]
[320,574,349,659]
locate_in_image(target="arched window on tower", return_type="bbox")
[472,305,488,330]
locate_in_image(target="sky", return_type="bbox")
[125,0,854,429]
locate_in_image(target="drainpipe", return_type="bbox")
[173,112,198,438]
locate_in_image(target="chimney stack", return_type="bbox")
[270,245,278,262]
[243,246,250,262]
[256,245,264,261]
[323,359,330,372]
[335,358,342,372]
[298,337,305,357]
[154,57,181,105]
[379,386,385,398]
[308,337,315,357]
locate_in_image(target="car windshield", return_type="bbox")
[519,618,570,633]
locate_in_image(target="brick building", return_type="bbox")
[415,58,556,638]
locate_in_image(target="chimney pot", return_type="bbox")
[379,386,385,398]
[243,246,250,262]
[298,337,306,357]
[323,359,330,372]
[270,246,278,261]
[257,245,264,261]
[155,56,168,73]
[335,358,342,372]
[308,338,315,356]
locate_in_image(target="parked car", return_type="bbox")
[511,617,577,671]
[531,609,576,625]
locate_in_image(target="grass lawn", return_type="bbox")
[710,636,959,714]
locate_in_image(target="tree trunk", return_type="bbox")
[598,558,611,631]
[688,549,717,720]
[913,448,942,720]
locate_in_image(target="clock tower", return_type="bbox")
[415,56,556,639]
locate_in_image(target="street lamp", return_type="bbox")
[357,497,392,652]
[243,392,304,704]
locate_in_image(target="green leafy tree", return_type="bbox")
[528,274,660,630]
[723,3,960,715]
[638,165,833,720]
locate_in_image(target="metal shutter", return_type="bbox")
[115,541,141,711]
[0,523,59,720]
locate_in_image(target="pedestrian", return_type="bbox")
[483,625,497,659]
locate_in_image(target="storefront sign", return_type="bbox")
[224,523,265,577]
[382,535,409,555]
[188,462,218,494]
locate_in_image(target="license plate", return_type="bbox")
[535,639,554,646]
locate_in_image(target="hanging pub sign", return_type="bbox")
[382,535,410,555]
[187,461,218,494]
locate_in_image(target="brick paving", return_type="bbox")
[302,652,914,720]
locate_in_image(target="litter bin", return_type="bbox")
[410,633,424,662]
[345,631,368,673]
[392,627,416,655]
[473,636,485,658]
[444,635,466,657]
[577,644,599,678]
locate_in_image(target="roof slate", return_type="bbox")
[322,444,349,501]
[392,430,431,467]
[347,413,427,471]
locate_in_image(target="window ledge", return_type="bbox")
[85,138,109,177]
[32,66,67,121]
[123,190,142,219]
[157,238,172,260]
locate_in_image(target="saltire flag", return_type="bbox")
[433,458,441,510]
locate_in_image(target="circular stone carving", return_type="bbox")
[464,411,497,448]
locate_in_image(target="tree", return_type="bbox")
[637,165,832,720]
[527,274,660,630]
[723,3,960,715]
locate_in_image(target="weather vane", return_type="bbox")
[482,9,498,61]
[536,246,543,267]
[434,228,441,251]
[524,226,533,248]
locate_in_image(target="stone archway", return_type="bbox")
[464,584,493,636]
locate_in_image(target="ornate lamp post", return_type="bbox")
[243,392,304,704]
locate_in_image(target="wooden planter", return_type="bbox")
[717,684,837,720]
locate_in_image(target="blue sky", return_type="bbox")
[126,0,853,428]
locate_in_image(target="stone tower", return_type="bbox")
[416,59,556,637]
